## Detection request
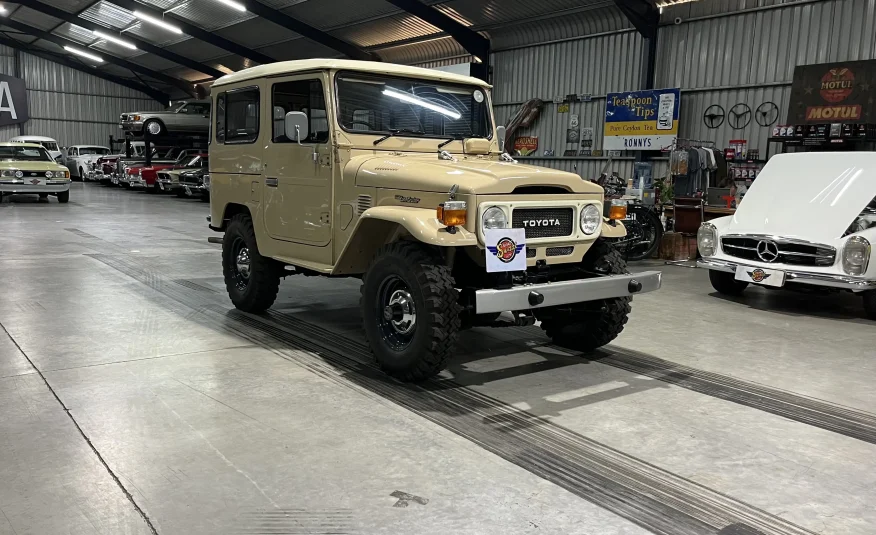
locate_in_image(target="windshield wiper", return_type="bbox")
[437,135,464,149]
[373,128,427,146]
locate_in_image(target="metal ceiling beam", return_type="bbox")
[383,0,490,62]
[103,0,275,65]
[242,0,377,61]
[15,0,225,79]
[0,34,169,102]
[1,17,195,96]
[614,0,659,89]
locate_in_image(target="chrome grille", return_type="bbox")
[547,246,574,257]
[512,208,574,238]
[721,236,836,267]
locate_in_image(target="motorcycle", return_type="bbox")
[594,170,664,262]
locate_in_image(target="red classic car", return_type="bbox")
[126,153,208,192]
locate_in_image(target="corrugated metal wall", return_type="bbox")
[0,45,162,148]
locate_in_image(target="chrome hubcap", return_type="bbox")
[384,289,416,335]
[147,122,161,134]
[236,248,251,280]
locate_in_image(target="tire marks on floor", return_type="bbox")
[88,252,815,535]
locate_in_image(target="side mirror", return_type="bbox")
[284,111,309,144]
[496,125,506,153]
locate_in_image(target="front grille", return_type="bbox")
[526,248,537,258]
[547,246,574,257]
[512,207,574,239]
[721,236,835,266]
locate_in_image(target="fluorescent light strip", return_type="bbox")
[64,45,103,62]
[0,5,7,13]
[215,0,246,11]
[92,30,137,50]
[382,88,461,119]
[133,10,183,34]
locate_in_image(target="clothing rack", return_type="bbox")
[670,138,715,150]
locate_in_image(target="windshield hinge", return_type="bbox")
[439,150,457,162]
[500,152,518,164]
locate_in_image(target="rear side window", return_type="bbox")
[215,87,259,145]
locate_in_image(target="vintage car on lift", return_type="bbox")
[119,100,211,136]
[697,152,876,319]
[208,59,662,382]
[0,142,72,203]
[125,152,206,192]
[64,145,111,180]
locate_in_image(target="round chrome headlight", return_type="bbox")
[14,170,23,178]
[482,206,507,230]
[580,204,601,235]
[842,236,871,276]
[697,223,718,257]
[45,171,54,178]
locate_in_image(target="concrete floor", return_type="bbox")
[1,183,875,535]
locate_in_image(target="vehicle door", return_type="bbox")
[65,147,77,170]
[262,73,333,247]
[177,102,210,132]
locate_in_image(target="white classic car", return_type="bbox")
[63,145,111,180]
[697,152,876,319]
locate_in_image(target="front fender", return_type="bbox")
[333,206,477,275]
[601,219,627,239]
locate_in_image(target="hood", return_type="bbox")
[0,161,67,171]
[726,152,876,243]
[354,154,601,195]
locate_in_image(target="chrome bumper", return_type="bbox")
[697,258,876,291]
[474,270,662,314]
[0,180,70,194]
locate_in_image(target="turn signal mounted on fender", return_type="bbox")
[438,200,467,226]
[609,199,628,220]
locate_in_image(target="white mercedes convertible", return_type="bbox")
[697,152,876,319]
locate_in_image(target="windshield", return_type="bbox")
[79,147,109,155]
[0,146,54,162]
[336,72,492,140]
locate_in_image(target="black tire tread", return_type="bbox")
[709,269,748,296]
[864,290,876,320]
[360,241,461,382]
[222,213,282,313]
[540,241,632,351]
[56,190,69,203]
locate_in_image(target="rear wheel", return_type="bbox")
[222,213,282,312]
[709,269,748,296]
[56,190,69,203]
[361,242,461,381]
[538,241,631,352]
[864,290,876,320]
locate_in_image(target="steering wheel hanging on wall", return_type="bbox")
[755,102,779,127]
[728,103,752,129]
[703,105,725,129]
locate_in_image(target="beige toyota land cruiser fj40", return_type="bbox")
[208,59,662,381]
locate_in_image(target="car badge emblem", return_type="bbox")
[30,178,40,185]
[747,268,771,283]
[488,237,525,263]
[756,240,780,263]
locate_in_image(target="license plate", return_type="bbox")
[184,186,191,195]
[735,265,785,287]
[28,178,44,186]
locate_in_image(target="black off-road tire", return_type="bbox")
[863,291,876,320]
[538,241,632,352]
[360,241,461,382]
[709,269,748,296]
[56,190,69,203]
[222,213,282,313]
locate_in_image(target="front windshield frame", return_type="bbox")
[334,71,493,142]
[0,145,55,162]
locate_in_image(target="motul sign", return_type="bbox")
[0,74,29,127]
[790,60,876,124]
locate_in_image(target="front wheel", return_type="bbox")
[863,290,876,320]
[222,214,282,312]
[56,191,69,203]
[709,269,748,296]
[144,119,164,136]
[537,241,631,352]
[360,242,461,382]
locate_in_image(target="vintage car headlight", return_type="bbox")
[45,171,54,178]
[14,170,23,178]
[697,223,718,257]
[842,236,871,276]
[580,204,601,235]
[482,206,507,230]
[1,169,14,177]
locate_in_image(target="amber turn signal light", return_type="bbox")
[609,201,627,220]
[438,200,467,226]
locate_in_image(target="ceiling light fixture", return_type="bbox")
[133,10,183,34]
[92,29,137,50]
[64,45,104,62]
[214,0,246,12]
[383,88,461,119]
[0,5,7,13]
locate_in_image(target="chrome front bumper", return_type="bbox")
[0,180,71,194]
[698,258,876,291]
[474,270,662,314]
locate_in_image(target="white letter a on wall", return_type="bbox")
[0,82,18,120]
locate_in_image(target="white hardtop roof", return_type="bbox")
[10,135,58,142]
[213,59,491,89]
[71,145,110,149]
[0,141,44,147]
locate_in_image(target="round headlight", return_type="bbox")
[580,204,601,235]
[697,223,718,257]
[14,170,23,178]
[842,236,871,276]
[482,206,507,230]
[45,171,54,178]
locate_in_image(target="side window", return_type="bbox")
[271,79,329,144]
[221,88,259,145]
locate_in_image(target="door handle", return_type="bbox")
[265,178,278,187]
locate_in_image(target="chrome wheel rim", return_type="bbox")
[146,122,162,135]
[230,237,250,291]
[376,275,417,351]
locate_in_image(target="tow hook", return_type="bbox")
[628,279,643,293]
[528,290,545,306]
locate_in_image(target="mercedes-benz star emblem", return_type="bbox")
[756,240,780,263]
